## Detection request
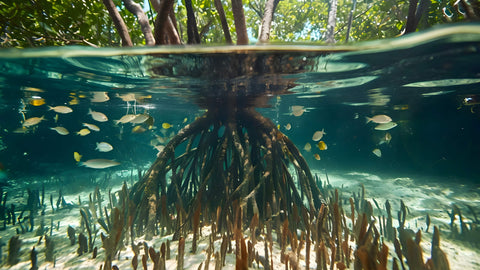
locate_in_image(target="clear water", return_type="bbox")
[1,25,479,181]
[0,24,480,268]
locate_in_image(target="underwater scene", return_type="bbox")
[0,25,479,269]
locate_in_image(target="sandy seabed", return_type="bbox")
[0,169,479,270]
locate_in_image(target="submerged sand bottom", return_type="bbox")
[0,170,479,270]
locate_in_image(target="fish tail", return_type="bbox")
[365,117,371,124]
[48,106,53,111]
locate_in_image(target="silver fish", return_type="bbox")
[23,116,45,127]
[88,109,108,122]
[50,126,69,135]
[366,115,392,124]
[82,123,100,132]
[114,114,137,124]
[130,114,150,124]
[95,142,113,152]
[375,122,397,131]
[48,105,73,114]
[80,159,120,169]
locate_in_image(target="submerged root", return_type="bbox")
[131,105,324,239]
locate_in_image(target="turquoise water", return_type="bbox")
[1,25,480,181]
[0,24,480,268]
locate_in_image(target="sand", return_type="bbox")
[0,169,479,269]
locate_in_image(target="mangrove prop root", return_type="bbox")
[131,106,324,236]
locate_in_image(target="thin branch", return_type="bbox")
[102,0,133,46]
[231,0,249,45]
[345,0,357,42]
[214,0,233,44]
[123,0,155,45]
[257,0,280,43]
[199,20,214,38]
[248,1,264,19]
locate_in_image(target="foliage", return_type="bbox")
[0,0,477,48]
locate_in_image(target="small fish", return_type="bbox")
[162,123,172,129]
[116,93,136,102]
[291,105,305,117]
[23,116,45,127]
[74,152,82,163]
[91,92,110,103]
[393,104,409,111]
[76,128,91,136]
[366,115,392,124]
[375,122,397,131]
[69,97,80,105]
[132,125,146,133]
[285,123,292,130]
[115,114,137,124]
[372,148,382,157]
[29,98,45,106]
[379,132,392,145]
[314,154,321,160]
[83,123,100,132]
[304,142,312,152]
[183,117,188,123]
[80,159,120,169]
[130,114,150,124]
[312,129,326,141]
[317,141,327,150]
[23,86,44,92]
[12,127,30,134]
[48,105,73,114]
[96,142,113,152]
[50,126,69,135]
[53,114,59,123]
[88,109,108,122]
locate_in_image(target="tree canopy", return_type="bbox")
[0,0,478,48]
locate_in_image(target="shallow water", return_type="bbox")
[0,25,479,269]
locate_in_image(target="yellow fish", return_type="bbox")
[183,117,188,123]
[132,125,146,133]
[74,152,82,163]
[162,123,172,129]
[69,97,80,105]
[76,128,91,136]
[314,154,321,160]
[29,98,45,106]
[317,141,327,150]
